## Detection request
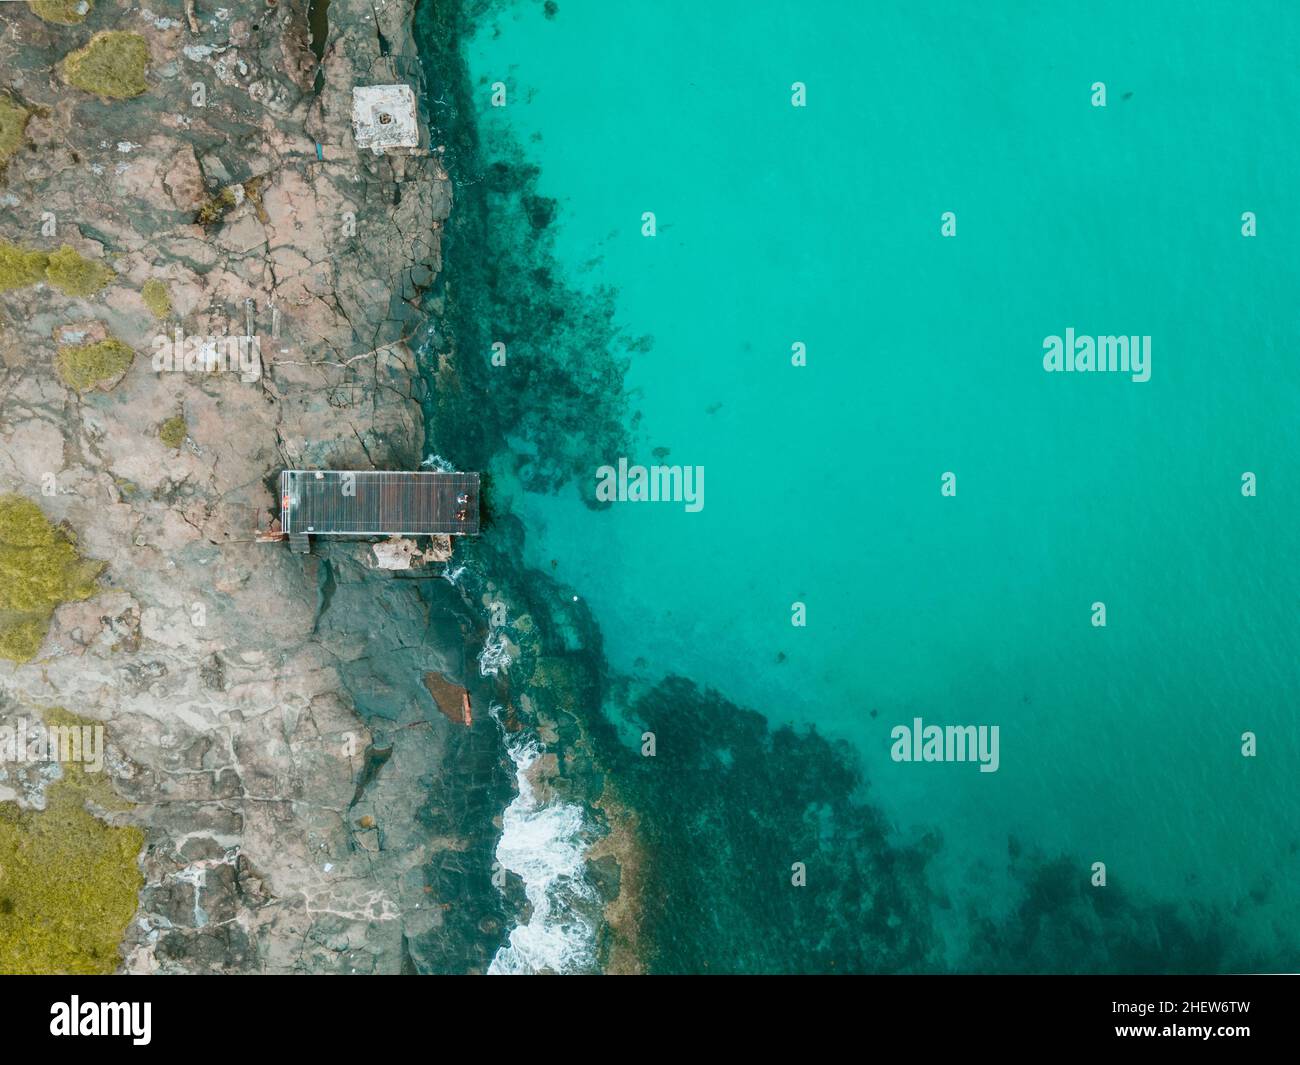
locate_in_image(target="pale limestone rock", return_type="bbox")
[372,536,419,570]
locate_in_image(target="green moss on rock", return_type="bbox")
[141,278,171,319]
[195,185,241,227]
[0,242,49,292]
[45,245,114,298]
[158,415,187,449]
[0,780,142,974]
[55,336,134,392]
[29,1,94,25]
[0,96,30,170]
[41,708,131,813]
[62,31,149,100]
[0,616,49,663]
[0,495,101,663]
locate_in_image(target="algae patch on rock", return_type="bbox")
[0,780,143,974]
[1,243,114,297]
[158,415,187,449]
[54,336,134,392]
[62,31,150,100]
[29,1,94,25]
[0,96,30,170]
[0,495,102,663]
[195,185,242,227]
[141,278,171,319]
[0,241,49,292]
[45,245,114,298]
[40,708,131,813]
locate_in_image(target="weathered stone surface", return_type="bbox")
[0,0,492,974]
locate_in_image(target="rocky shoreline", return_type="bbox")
[0,0,520,973]
[6,0,1274,979]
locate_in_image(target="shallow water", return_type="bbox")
[419,0,1300,972]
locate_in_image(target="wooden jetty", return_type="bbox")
[279,469,480,553]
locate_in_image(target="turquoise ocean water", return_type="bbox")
[420,0,1300,971]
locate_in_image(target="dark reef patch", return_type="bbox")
[963,853,1237,974]
[596,676,942,974]
[592,677,1270,974]
[414,0,638,497]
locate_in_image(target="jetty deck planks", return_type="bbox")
[280,470,480,536]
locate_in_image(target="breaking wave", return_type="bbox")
[420,453,456,472]
[476,631,512,676]
[487,713,599,974]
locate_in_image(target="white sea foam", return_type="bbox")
[420,453,455,472]
[488,715,599,975]
[477,631,512,676]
